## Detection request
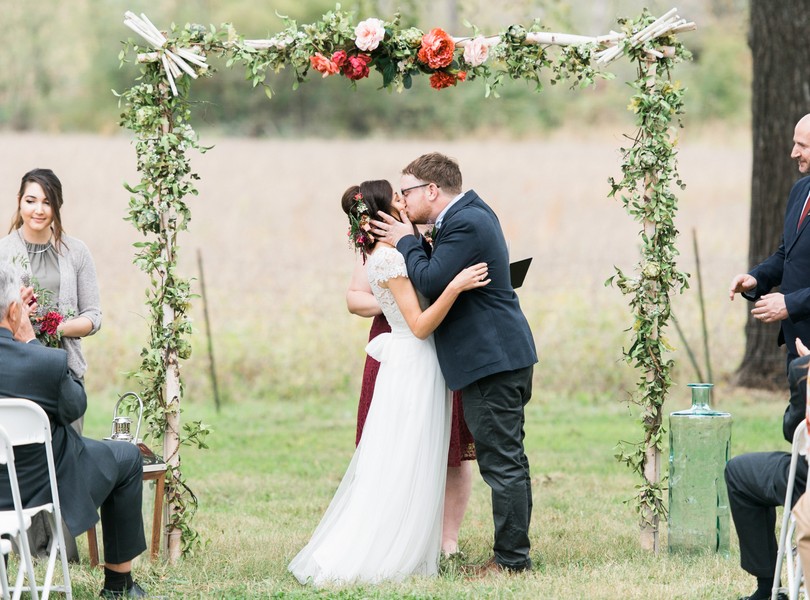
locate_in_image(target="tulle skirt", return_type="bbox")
[289,331,451,586]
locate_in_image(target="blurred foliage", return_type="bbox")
[0,0,750,137]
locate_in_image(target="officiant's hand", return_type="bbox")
[371,210,417,247]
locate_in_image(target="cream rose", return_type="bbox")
[463,36,490,67]
[354,18,386,52]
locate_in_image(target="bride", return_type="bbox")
[288,180,489,586]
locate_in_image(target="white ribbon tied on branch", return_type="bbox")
[124,11,209,96]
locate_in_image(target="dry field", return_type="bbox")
[0,129,751,409]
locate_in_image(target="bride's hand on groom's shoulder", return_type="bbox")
[451,262,490,293]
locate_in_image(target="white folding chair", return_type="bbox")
[773,422,809,600]
[0,399,72,599]
[0,424,37,600]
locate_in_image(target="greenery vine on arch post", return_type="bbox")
[118,6,692,560]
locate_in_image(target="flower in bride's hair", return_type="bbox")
[347,196,375,261]
[310,52,340,77]
[354,18,386,52]
[418,28,456,69]
[463,36,490,67]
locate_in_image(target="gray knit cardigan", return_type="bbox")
[0,229,102,378]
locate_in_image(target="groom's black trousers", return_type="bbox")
[462,365,533,570]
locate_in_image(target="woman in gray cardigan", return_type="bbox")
[0,168,102,560]
[0,168,102,389]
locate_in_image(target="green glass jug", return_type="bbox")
[668,383,732,555]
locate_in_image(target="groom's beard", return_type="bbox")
[405,204,431,225]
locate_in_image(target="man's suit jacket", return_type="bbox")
[784,354,810,442]
[745,176,810,360]
[0,327,115,536]
[397,190,537,390]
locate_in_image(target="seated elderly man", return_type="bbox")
[0,263,148,598]
[725,340,810,600]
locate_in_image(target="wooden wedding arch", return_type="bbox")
[118,6,694,561]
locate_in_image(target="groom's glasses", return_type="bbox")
[400,183,430,197]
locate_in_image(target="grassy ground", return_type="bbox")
[51,381,786,599]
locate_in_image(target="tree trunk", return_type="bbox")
[736,0,810,389]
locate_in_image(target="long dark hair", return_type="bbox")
[11,168,66,249]
[341,179,394,261]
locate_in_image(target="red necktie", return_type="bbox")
[799,196,810,231]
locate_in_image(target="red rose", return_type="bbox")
[343,53,372,81]
[331,50,348,68]
[40,311,63,336]
[429,71,457,90]
[457,70,467,82]
[418,28,456,69]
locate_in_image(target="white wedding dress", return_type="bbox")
[289,246,451,586]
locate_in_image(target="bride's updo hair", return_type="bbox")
[341,179,394,261]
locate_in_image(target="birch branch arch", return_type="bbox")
[118,6,694,562]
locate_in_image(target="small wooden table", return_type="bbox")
[87,460,167,566]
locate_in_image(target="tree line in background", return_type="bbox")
[1,0,748,137]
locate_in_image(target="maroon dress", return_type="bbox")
[356,314,476,467]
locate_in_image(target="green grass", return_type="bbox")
[50,380,791,599]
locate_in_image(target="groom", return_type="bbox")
[372,152,537,572]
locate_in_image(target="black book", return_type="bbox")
[510,257,532,289]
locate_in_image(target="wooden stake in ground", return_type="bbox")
[197,248,221,412]
[640,56,661,555]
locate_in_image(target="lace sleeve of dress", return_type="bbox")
[370,247,409,285]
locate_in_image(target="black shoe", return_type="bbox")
[99,582,148,598]
[739,593,787,600]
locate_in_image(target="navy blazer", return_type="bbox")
[0,328,115,536]
[745,176,810,359]
[397,190,537,390]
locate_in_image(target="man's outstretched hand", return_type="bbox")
[729,273,757,301]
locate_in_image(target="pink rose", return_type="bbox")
[310,52,339,77]
[354,18,386,52]
[331,50,348,68]
[463,36,490,67]
[418,28,456,69]
[343,53,372,81]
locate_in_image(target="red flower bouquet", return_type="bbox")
[33,310,65,348]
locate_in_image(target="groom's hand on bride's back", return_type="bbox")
[370,210,418,246]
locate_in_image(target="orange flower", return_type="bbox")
[429,71,457,90]
[418,28,456,69]
[457,71,467,81]
[310,52,339,77]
